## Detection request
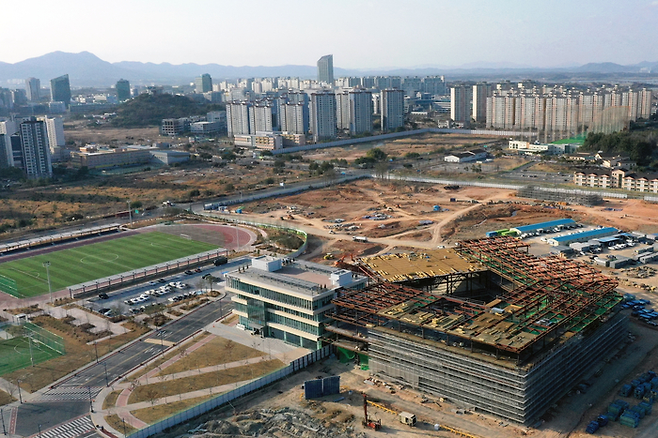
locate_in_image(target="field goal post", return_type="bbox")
[0,274,18,297]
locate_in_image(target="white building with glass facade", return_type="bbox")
[228,256,367,350]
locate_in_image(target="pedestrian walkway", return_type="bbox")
[32,385,103,402]
[27,415,95,438]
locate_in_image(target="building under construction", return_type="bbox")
[327,237,625,425]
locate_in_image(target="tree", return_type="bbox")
[366,148,387,161]
[375,162,389,179]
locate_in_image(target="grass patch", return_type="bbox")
[221,314,238,325]
[0,232,217,298]
[105,414,137,435]
[129,359,284,404]
[3,318,149,393]
[0,390,15,406]
[126,333,209,382]
[103,389,122,410]
[132,394,214,424]
[157,337,263,376]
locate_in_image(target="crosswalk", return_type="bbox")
[34,386,103,402]
[29,416,97,438]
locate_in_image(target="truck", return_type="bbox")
[398,412,417,427]
[352,236,368,243]
[213,256,228,266]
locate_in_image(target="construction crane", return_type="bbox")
[363,394,382,430]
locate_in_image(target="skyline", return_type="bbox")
[2,0,658,70]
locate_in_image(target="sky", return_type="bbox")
[3,0,658,69]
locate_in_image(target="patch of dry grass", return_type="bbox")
[102,389,121,410]
[156,337,263,376]
[131,395,214,424]
[129,359,284,404]
[104,414,137,435]
[0,390,15,406]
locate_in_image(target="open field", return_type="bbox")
[0,231,217,298]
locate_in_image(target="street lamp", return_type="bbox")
[16,380,22,404]
[127,201,133,226]
[43,261,52,304]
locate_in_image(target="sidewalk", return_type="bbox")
[46,304,126,335]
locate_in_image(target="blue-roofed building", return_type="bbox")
[547,227,619,247]
[510,219,577,236]
[596,236,623,247]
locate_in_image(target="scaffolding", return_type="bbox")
[328,237,625,425]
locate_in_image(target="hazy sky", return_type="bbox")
[3,0,657,68]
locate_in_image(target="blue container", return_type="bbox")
[635,385,646,399]
[620,384,633,397]
[631,379,641,388]
[585,421,599,434]
[596,415,609,427]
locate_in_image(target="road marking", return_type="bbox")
[28,415,95,438]
[34,386,103,402]
[144,338,175,346]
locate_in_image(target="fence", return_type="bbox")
[68,249,226,298]
[645,196,658,203]
[126,346,333,438]
[0,321,65,376]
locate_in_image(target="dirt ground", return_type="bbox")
[303,133,500,162]
[64,123,162,146]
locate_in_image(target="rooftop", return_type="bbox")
[512,218,576,233]
[357,248,483,283]
[550,227,619,243]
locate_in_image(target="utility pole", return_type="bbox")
[104,362,109,387]
[43,261,52,304]
[127,200,133,226]
[94,341,99,363]
[1,407,7,435]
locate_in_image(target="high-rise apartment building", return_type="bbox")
[116,79,131,102]
[335,90,351,131]
[422,76,447,96]
[250,102,275,133]
[18,117,52,179]
[380,88,405,132]
[25,78,40,102]
[472,83,491,123]
[50,74,71,106]
[41,116,66,161]
[226,101,252,136]
[317,55,334,85]
[349,89,373,135]
[195,74,213,93]
[310,90,336,142]
[450,85,472,125]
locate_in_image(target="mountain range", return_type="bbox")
[1,51,657,88]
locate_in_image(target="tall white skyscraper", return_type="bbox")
[317,55,334,85]
[310,91,336,142]
[380,89,405,132]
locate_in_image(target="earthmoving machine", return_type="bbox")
[363,394,381,430]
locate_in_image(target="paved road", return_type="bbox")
[13,297,231,437]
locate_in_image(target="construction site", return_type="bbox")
[325,236,626,425]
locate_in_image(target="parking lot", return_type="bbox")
[86,256,249,317]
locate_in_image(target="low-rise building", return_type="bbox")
[444,148,488,163]
[150,149,190,165]
[71,145,152,169]
[227,256,368,350]
[573,167,658,193]
[508,141,579,155]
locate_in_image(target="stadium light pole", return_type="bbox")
[43,261,52,304]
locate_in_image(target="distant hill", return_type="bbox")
[0,51,656,87]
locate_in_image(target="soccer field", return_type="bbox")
[0,336,61,376]
[0,232,217,298]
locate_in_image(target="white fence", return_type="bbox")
[126,346,333,438]
[645,196,658,203]
[382,174,523,190]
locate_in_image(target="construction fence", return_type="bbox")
[126,345,333,438]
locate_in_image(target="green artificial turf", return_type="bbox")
[0,232,217,298]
